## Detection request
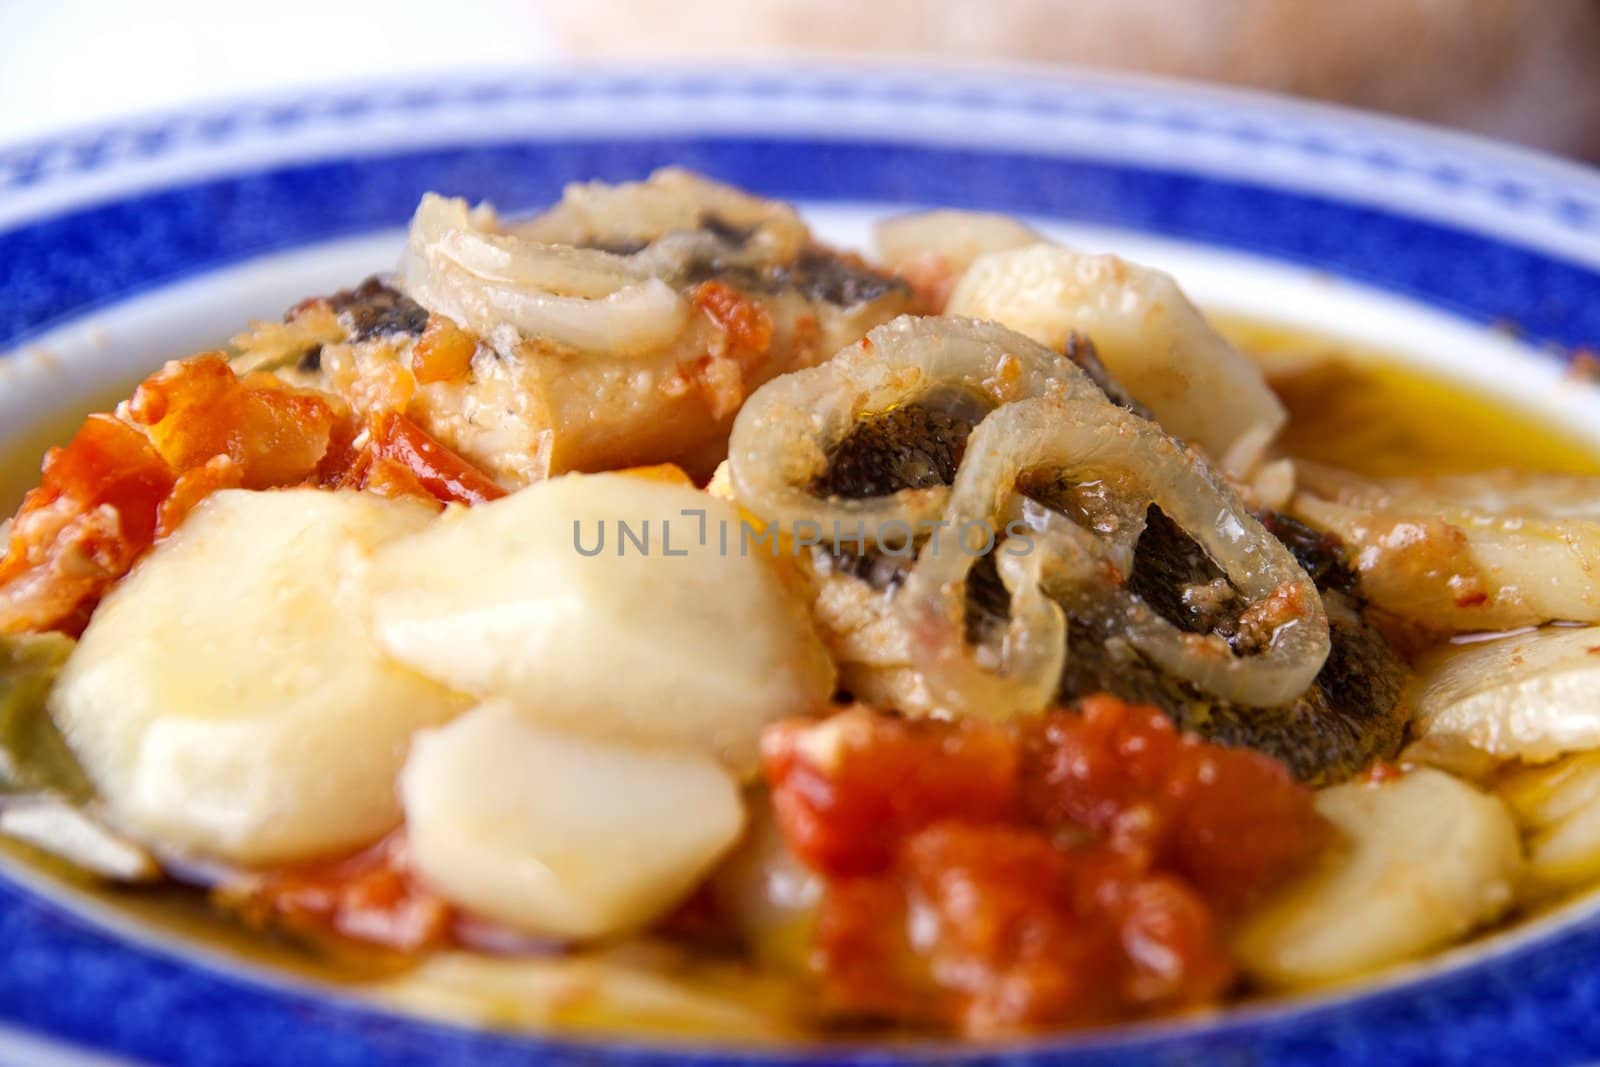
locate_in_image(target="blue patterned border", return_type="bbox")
[3,138,1599,357]
[2,75,1597,235]
[2,71,1600,1066]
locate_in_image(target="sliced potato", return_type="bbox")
[1363,471,1600,524]
[946,243,1284,460]
[50,489,464,865]
[1500,750,1600,899]
[372,473,834,777]
[1407,626,1600,764]
[1233,768,1522,988]
[402,702,744,940]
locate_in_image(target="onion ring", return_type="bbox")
[898,397,1331,715]
[399,193,690,356]
[726,316,1095,549]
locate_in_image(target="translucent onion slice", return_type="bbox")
[727,316,1094,549]
[1311,468,1600,523]
[398,193,689,356]
[899,397,1330,716]
[1500,749,1600,899]
[513,167,810,266]
[1406,625,1600,764]
[873,210,1042,277]
[1294,464,1600,631]
[947,243,1286,462]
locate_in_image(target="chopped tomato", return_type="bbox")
[156,455,244,537]
[0,355,354,635]
[763,696,1326,1034]
[410,315,478,384]
[222,834,452,954]
[126,354,347,488]
[360,456,445,509]
[0,348,517,635]
[762,707,1018,876]
[0,415,175,634]
[691,280,773,360]
[361,410,506,506]
[1022,694,1328,913]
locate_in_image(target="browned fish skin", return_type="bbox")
[795,368,1405,784]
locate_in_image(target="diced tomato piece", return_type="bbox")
[127,354,347,488]
[1022,695,1328,913]
[410,316,478,384]
[895,822,1118,1031]
[762,707,1019,877]
[156,455,243,537]
[223,834,452,954]
[1021,695,1188,859]
[762,696,1325,1034]
[1159,746,1330,915]
[360,457,445,510]
[691,280,773,360]
[811,821,1233,1034]
[0,414,175,634]
[1112,873,1233,1009]
[364,410,506,506]
[0,355,356,635]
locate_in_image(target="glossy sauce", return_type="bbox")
[1218,318,1600,477]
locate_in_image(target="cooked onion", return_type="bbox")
[1294,464,1600,631]
[1319,469,1600,523]
[873,210,1042,276]
[947,243,1286,462]
[1406,625,1600,764]
[514,167,809,266]
[899,397,1330,715]
[1500,749,1600,899]
[727,316,1096,549]
[398,193,689,356]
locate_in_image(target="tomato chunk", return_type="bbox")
[0,355,352,635]
[1023,694,1327,913]
[362,410,506,506]
[222,834,452,954]
[0,415,175,634]
[127,355,346,488]
[762,706,1018,876]
[763,696,1326,1034]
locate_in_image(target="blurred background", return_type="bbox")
[2,0,1599,160]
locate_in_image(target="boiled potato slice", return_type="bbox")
[51,489,463,865]
[1500,750,1600,899]
[372,473,834,777]
[1234,768,1522,988]
[402,702,743,940]
[946,243,1284,462]
[1407,626,1600,764]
